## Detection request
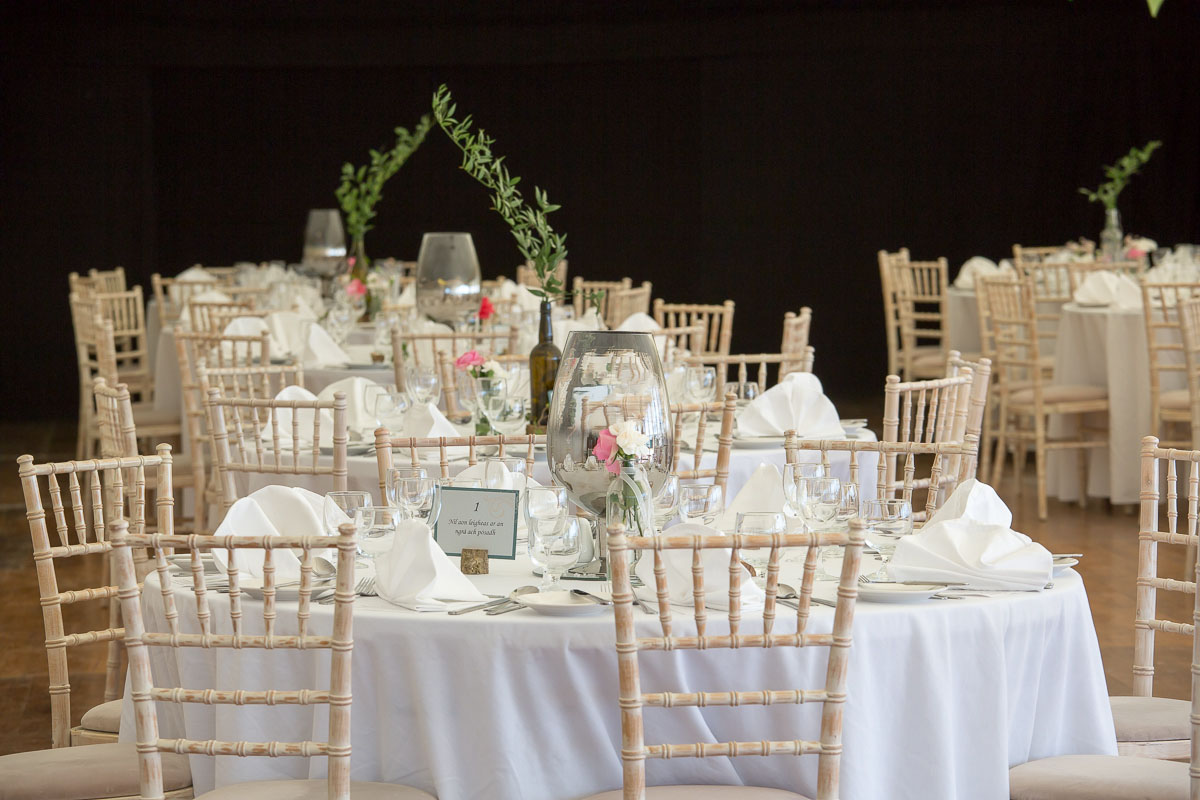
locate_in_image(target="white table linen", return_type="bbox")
[121,562,1116,799]
[1046,303,1170,505]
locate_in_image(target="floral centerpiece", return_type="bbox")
[455,349,506,434]
[1079,140,1161,261]
[594,421,654,538]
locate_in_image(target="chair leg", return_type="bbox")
[992,397,1009,488]
[1014,438,1026,496]
[1076,445,1088,510]
[1035,414,1048,521]
[978,393,994,484]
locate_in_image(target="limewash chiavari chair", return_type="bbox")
[668,393,736,495]
[578,519,866,800]
[200,375,347,514]
[653,299,736,358]
[517,258,567,289]
[893,256,949,380]
[986,277,1109,520]
[186,299,259,335]
[1180,298,1200,450]
[70,295,104,458]
[607,281,653,328]
[92,286,154,401]
[1066,259,1145,293]
[175,331,273,531]
[14,446,176,753]
[70,270,95,298]
[882,371,974,507]
[373,430,543,497]
[109,519,436,800]
[683,350,817,398]
[1009,438,1199,795]
[945,351,993,482]
[573,276,632,322]
[152,271,236,332]
[656,324,705,359]
[784,435,978,521]
[878,248,911,377]
[434,350,530,424]
[93,317,184,453]
[390,326,520,371]
[1012,241,1095,268]
[1143,282,1200,449]
[780,307,813,377]
[88,266,127,294]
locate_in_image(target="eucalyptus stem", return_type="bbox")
[1079,140,1162,211]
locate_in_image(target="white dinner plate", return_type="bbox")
[517,590,611,616]
[1052,557,1079,577]
[731,434,787,449]
[857,583,948,603]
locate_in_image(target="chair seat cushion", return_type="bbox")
[1110,695,1190,742]
[1009,754,1187,799]
[1159,389,1191,410]
[1008,384,1107,405]
[911,349,946,368]
[196,779,436,799]
[79,699,123,734]
[131,403,181,428]
[582,786,810,800]
[0,742,191,800]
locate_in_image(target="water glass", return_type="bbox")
[680,483,723,526]
[652,475,681,532]
[524,486,570,538]
[735,511,787,584]
[528,514,582,591]
[373,387,411,430]
[386,466,429,508]
[861,498,913,578]
[483,456,526,489]
[407,366,441,406]
[324,491,380,557]
[795,476,841,576]
[476,375,508,425]
[686,366,719,403]
[395,477,437,524]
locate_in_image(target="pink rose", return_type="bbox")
[455,350,485,370]
[346,278,367,297]
[1127,247,1146,260]
[593,428,618,472]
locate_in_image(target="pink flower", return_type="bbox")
[1127,247,1146,260]
[455,350,485,370]
[479,296,495,321]
[593,428,619,473]
[346,256,356,269]
[346,278,367,297]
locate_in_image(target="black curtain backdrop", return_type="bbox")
[3,0,1198,420]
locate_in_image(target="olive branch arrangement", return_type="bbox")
[1078,140,1162,211]
[432,84,603,312]
[335,114,433,266]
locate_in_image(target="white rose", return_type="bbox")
[615,427,650,457]
[482,359,504,376]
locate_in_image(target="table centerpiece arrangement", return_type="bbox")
[1079,139,1161,262]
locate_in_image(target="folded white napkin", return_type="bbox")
[715,463,785,530]
[316,377,380,443]
[176,289,232,331]
[261,385,337,449]
[553,308,604,350]
[737,372,843,438]
[212,485,340,580]
[375,520,488,611]
[237,262,289,288]
[266,310,351,366]
[395,282,416,308]
[403,317,455,366]
[633,523,764,610]
[176,265,217,283]
[953,256,1016,290]
[888,480,1052,590]
[1072,271,1143,309]
[510,282,543,313]
[217,315,274,360]
[400,401,461,441]
[616,312,672,357]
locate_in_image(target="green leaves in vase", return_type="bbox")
[1078,140,1162,211]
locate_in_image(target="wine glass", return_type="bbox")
[394,477,437,525]
[386,467,429,513]
[528,513,581,591]
[795,476,841,575]
[406,366,441,406]
[685,366,718,403]
[475,375,508,428]
[456,379,480,420]
[373,387,411,430]
[680,483,723,526]
[735,511,787,585]
[861,498,913,579]
[652,475,680,532]
[324,491,380,558]
[524,486,570,537]
[482,456,525,489]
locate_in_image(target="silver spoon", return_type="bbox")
[777,582,836,608]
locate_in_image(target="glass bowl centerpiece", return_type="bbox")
[415,232,482,326]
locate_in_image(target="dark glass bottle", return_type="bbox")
[528,300,561,433]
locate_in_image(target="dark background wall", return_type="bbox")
[3,0,1198,420]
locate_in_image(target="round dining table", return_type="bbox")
[119,557,1116,800]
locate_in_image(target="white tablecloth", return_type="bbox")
[946,287,982,355]
[120,563,1115,799]
[1046,303,1171,505]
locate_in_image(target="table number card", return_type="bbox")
[432,487,519,559]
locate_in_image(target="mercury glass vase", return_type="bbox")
[415,232,482,326]
[547,330,674,577]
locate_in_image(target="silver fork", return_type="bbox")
[319,576,377,604]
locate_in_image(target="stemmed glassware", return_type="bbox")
[861,498,914,579]
[652,475,680,533]
[735,511,787,586]
[372,385,411,431]
[324,491,381,558]
[475,374,508,432]
[680,482,723,526]
[686,366,719,403]
[785,476,840,575]
[528,514,582,591]
[483,456,526,489]
[406,366,441,406]
[393,477,437,525]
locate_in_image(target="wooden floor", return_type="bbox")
[0,417,1193,756]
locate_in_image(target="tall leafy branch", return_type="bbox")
[335,115,433,261]
[1079,140,1162,211]
[432,84,600,309]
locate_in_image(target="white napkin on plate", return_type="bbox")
[375,520,488,611]
[266,310,351,366]
[1072,271,1143,309]
[400,402,461,441]
[617,312,671,357]
[212,485,340,580]
[316,377,379,444]
[395,282,416,308]
[553,308,604,350]
[508,282,543,313]
[737,372,843,438]
[217,315,275,359]
[261,385,337,449]
[953,257,997,290]
[715,463,785,530]
[632,523,764,610]
[176,264,217,283]
[888,480,1053,590]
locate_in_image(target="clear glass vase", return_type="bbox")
[415,232,482,326]
[1100,208,1123,262]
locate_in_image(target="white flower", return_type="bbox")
[611,421,651,458]
[482,359,504,376]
